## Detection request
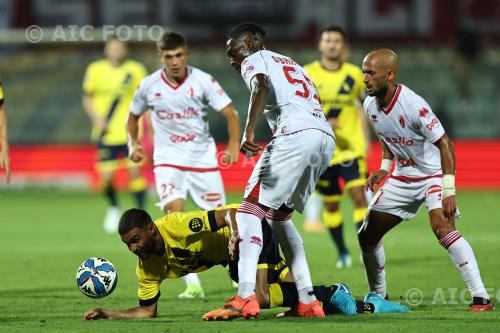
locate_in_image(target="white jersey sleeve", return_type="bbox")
[201,75,232,112]
[130,79,150,116]
[241,53,267,89]
[407,99,445,143]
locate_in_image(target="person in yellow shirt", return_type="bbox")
[82,38,149,233]
[0,78,10,184]
[303,26,370,268]
[82,205,408,320]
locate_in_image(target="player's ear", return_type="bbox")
[387,70,396,82]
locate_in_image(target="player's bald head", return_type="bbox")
[363,49,400,76]
[362,49,400,98]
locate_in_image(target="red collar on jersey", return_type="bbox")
[161,68,189,90]
[381,84,402,115]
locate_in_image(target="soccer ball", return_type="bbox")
[76,257,118,298]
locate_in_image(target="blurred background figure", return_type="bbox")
[0,77,10,184]
[82,38,148,233]
[303,26,369,269]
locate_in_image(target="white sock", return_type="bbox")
[182,273,201,286]
[236,202,266,298]
[267,214,316,304]
[362,243,387,297]
[440,231,489,299]
[304,192,322,223]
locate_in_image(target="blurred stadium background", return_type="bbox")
[0,0,499,190]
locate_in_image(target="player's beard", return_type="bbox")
[374,84,388,99]
[140,237,157,260]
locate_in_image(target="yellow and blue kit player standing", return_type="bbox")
[82,38,148,233]
[0,77,10,183]
[303,26,370,268]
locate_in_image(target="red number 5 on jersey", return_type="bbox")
[282,66,320,104]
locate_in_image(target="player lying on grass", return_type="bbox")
[83,205,408,320]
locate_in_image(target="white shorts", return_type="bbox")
[368,176,459,221]
[244,129,335,213]
[153,166,226,210]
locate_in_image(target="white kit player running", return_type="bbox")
[359,49,493,311]
[127,31,240,299]
[203,22,336,321]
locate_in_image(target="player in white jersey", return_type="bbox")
[127,31,240,300]
[360,49,492,311]
[204,22,336,320]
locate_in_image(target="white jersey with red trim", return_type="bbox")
[240,50,334,138]
[130,66,232,168]
[364,84,445,179]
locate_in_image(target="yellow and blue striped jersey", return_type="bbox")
[83,59,147,145]
[304,61,366,165]
[136,204,239,302]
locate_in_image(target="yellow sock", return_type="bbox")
[323,210,343,228]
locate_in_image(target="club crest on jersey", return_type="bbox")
[188,218,204,232]
[419,107,430,118]
[186,86,194,97]
[399,115,406,128]
[371,114,378,123]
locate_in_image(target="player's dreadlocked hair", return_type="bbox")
[118,208,153,235]
[227,22,266,40]
[157,31,187,52]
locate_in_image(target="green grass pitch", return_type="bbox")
[1,189,499,333]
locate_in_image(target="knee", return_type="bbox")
[164,200,184,214]
[357,226,380,249]
[100,173,114,185]
[430,212,456,239]
[357,230,370,248]
[352,195,367,208]
[434,223,456,240]
[324,201,339,212]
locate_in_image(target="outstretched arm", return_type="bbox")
[241,74,269,157]
[83,302,157,320]
[434,133,456,218]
